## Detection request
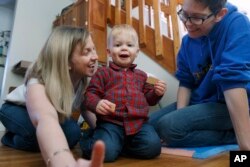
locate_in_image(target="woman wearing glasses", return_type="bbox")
[149,0,250,150]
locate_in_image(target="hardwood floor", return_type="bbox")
[0,131,229,167]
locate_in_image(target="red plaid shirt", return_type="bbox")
[84,62,162,135]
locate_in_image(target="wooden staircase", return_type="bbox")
[53,0,184,74]
[106,0,184,74]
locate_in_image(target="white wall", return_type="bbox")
[135,53,178,107]
[0,5,15,96]
[0,0,75,131]
[0,6,14,32]
[229,0,250,19]
[0,0,74,105]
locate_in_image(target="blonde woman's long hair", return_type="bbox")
[25,26,90,120]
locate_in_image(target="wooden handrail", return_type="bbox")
[169,0,181,57]
[153,0,163,58]
[177,0,184,4]
[161,3,170,15]
[138,0,146,47]
[107,0,112,23]
[125,0,132,25]
[115,0,121,24]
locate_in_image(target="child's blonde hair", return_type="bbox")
[108,24,139,48]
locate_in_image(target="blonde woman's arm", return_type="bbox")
[26,83,76,166]
[26,83,104,167]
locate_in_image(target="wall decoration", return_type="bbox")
[0,30,11,67]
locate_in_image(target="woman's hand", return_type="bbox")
[75,140,105,167]
[89,141,105,167]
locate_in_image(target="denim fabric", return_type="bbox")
[148,102,237,147]
[80,122,161,162]
[0,102,81,151]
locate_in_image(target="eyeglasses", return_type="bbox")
[177,9,215,25]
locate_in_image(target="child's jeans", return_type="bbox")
[80,121,161,162]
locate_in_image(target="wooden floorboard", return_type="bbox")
[0,131,229,167]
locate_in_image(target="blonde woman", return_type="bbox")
[0,26,104,167]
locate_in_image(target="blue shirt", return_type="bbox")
[175,3,250,105]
